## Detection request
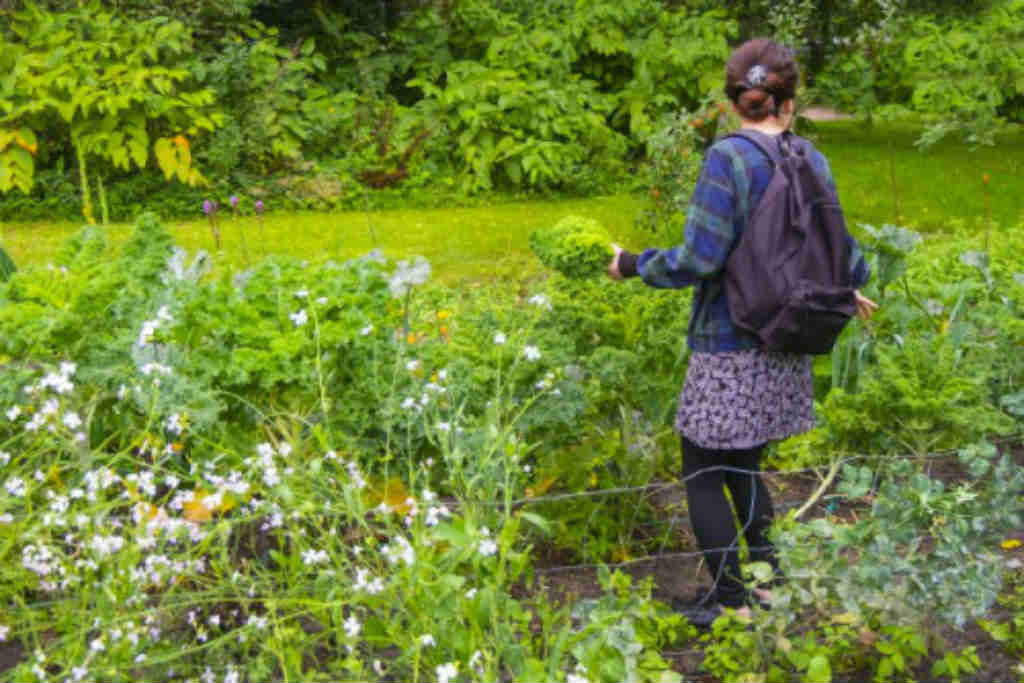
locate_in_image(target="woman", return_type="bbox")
[607,38,877,620]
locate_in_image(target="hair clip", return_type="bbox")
[746,65,767,87]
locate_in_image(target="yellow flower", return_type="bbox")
[1001,539,1022,550]
[437,310,452,321]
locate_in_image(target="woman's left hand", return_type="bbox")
[607,244,623,281]
[854,290,878,320]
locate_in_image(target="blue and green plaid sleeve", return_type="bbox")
[635,148,739,288]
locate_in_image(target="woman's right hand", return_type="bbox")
[607,244,624,281]
[854,290,878,320]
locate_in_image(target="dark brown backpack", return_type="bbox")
[724,130,857,355]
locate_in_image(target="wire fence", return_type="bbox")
[520,434,1022,597]
[2,435,1019,605]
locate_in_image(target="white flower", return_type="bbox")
[420,634,436,647]
[382,535,415,566]
[166,413,185,435]
[469,650,484,675]
[479,538,498,557]
[567,673,592,683]
[436,662,458,683]
[0,451,9,466]
[522,345,541,361]
[6,406,20,421]
[294,289,309,299]
[528,293,552,310]
[90,637,104,652]
[140,362,171,377]
[437,421,451,433]
[466,588,478,599]
[388,256,431,297]
[248,615,268,630]
[0,624,8,642]
[25,413,45,432]
[301,548,330,566]
[316,296,328,305]
[62,411,82,430]
[360,324,373,336]
[0,514,12,524]
[71,665,87,681]
[354,568,385,595]
[493,332,506,345]
[343,615,361,639]
[6,477,27,497]
[289,309,308,327]
[406,360,420,372]
[40,371,74,394]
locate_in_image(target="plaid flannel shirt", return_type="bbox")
[622,134,869,353]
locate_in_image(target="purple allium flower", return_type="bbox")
[254,200,264,214]
[202,199,213,215]
[230,195,239,209]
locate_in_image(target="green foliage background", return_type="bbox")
[1,0,1021,221]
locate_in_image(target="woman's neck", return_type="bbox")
[741,117,790,135]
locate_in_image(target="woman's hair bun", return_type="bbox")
[725,39,799,121]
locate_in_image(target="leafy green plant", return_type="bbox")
[0,244,14,282]
[192,22,353,175]
[569,568,692,683]
[530,215,615,280]
[566,0,735,140]
[904,1,1024,148]
[928,646,981,683]
[0,4,218,221]
[634,95,738,245]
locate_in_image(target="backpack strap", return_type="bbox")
[723,130,793,167]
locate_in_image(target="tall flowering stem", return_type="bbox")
[254,199,266,257]
[202,199,221,250]
[231,195,251,266]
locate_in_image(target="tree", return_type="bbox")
[0,3,220,222]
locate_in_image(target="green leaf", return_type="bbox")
[518,511,551,536]
[806,655,832,683]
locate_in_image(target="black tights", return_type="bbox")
[681,436,777,607]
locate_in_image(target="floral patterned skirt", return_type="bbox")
[675,349,815,450]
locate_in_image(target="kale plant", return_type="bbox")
[529,215,614,280]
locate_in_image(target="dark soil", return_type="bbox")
[526,439,1024,683]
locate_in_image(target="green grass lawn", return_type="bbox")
[2,121,1021,283]
[0,196,650,285]
[809,119,1023,232]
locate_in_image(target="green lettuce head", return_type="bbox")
[530,215,614,279]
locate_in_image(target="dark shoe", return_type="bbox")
[670,599,723,628]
